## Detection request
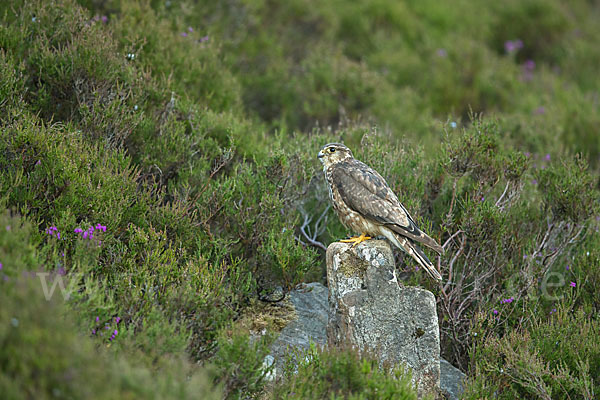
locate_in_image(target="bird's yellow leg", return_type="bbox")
[340,233,372,247]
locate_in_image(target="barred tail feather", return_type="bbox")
[382,230,443,282]
[406,240,443,282]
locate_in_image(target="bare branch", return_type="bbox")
[443,230,464,249]
[495,181,510,207]
[295,205,330,251]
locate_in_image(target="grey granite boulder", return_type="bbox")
[268,242,465,399]
[440,358,466,400]
[269,282,328,374]
[326,240,440,398]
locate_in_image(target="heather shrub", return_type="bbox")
[116,0,600,163]
[465,306,600,399]
[0,211,221,400]
[273,344,420,400]
[427,118,597,370]
[211,332,274,399]
[1,0,148,148]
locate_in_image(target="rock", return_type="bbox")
[326,240,440,398]
[440,358,466,400]
[269,282,328,374]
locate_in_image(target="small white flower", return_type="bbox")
[134,105,138,111]
[450,121,457,128]
[32,17,37,22]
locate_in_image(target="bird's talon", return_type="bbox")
[340,233,372,247]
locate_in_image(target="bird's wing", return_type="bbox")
[331,160,443,254]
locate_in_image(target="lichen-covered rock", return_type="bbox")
[326,240,440,398]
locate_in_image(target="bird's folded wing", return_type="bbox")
[331,161,443,254]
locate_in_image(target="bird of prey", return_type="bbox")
[318,143,443,281]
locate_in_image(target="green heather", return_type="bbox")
[1,0,599,398]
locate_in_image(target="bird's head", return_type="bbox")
[318,143,353,167]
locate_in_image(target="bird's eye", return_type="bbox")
[329,147,336,153]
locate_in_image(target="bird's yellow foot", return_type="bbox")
[340,233,372,247]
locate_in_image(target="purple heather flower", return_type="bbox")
[113,329,118,336]
[83,231,88,239]
[566,264,570,270]
[94,224,107,232]
[115,317,121,324]
[74,228,83,233]
[101,15,108,23]
[200,35,209,43]
[58,267,65,275]
[493,309,498,315]
[524,151,531,157]
[0,262,2,270]
[6,225,10,231]
[92,329,96,334]
[56,232,61,239]
[96,316,99,322]
[523,254,528,259]
[532,179,538,185]
[436,48,447,57]
[35,160,41,166]
[180,32,188,37]
[505,39,523,53]
[570,281,576,287]
[188,26,193,32]
[545,153,551,161]
[524,60,536,71]
[533,106,546,115]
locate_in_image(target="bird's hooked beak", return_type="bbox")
[317,149,325,159]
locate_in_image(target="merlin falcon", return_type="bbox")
[318,143,443,281]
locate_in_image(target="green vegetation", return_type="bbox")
[273,344,419,399]
[1,0,599,398]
